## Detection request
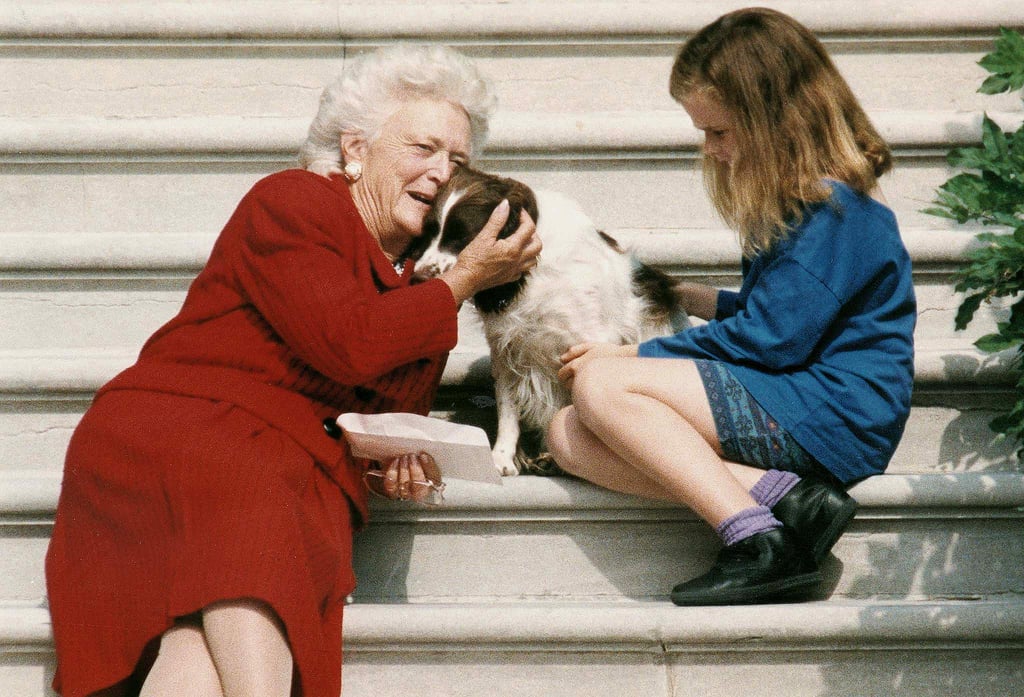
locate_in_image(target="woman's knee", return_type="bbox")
[202,598,289,651]
[141,618,222,697]
[155,617,209,663]
[202,599,293,697]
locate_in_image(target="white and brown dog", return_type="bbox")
[406,167,688,476]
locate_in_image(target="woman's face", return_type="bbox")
[681,90,738,166]
[352,99,472,253]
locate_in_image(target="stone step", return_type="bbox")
[4,472,1023,605]
[0,348,1019,478]
[1,2,1021,130]
[4,3,1023,695]
[1,0,1017,39]
[2,228,1012,356]
[5,116,1021,237]
[2,599,1022,697]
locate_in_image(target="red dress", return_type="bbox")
[45,169,459,697]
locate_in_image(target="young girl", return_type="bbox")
[547,7,916,606]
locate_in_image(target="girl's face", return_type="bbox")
[681,90,738,166]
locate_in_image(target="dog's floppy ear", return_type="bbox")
[397,203,444,264]
[498,178,539,240]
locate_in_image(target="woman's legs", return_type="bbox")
[140,619,223,697]
[202,599,294,697]
[139,600,293,697]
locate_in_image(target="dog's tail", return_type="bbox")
[631,261,690,332]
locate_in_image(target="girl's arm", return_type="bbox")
[641,255,840,370]
[678,281,722,321]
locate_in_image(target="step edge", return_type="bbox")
[0,227,990,271]
[3,470,1022,519]
[1,2,1021,40]
[0,345,1016,393]
[3,600,1023,652]
[1,111,1021,158]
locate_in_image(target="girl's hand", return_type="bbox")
[557,342,638,388]
[367,452,443,503]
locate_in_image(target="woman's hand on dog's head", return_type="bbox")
[439,199,541,304]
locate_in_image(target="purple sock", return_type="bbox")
[715,505,782,546]
[750,470,800,509]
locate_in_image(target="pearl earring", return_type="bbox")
[343,161,362,182]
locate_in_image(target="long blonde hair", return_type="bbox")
[670,8,891,256]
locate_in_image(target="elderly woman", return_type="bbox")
[45,45,540,697]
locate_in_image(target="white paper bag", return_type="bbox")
[337,412,502,485]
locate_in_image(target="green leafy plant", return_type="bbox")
[923,27,1024,459]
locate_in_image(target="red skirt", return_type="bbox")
[45,390,356,697]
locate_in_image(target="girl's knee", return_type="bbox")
[570,357,620,418]
[546,407,571,461]
[546,406,585,477]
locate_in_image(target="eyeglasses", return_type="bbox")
[362,469,446,506]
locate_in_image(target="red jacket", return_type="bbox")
[98,168,460,526]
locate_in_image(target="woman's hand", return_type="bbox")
[440,200,542,304]
[367,452,443,503]
[557,342,638,388]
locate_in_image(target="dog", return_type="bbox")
[406,167,689,477]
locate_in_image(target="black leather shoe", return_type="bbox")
[670,527,821,606]
[772,476,858,564]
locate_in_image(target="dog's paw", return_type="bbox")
[493,450,521,477]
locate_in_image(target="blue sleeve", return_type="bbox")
[716,290,740,320]
[638,255,841,370]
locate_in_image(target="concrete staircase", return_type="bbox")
[2,2,1022,695]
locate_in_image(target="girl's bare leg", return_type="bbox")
[549,355,823,606]
[549,403,768,504]
[549,356,757,527]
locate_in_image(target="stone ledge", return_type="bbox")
[0,345,1016,397]
[3,599,1023,652]
[347,600,1024,650]
[0,227,989,273]
[0,1,1020,40]
[1,112,1021,161]
[4,602,1022,697]
[3,470,1022,522]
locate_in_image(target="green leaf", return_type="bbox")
[982,115,1010,161]
[978,28,1024,94]
[955,293,986,330]
[989,398,1024,436]
[980,75,1012,93]
[1008,302,1024,334]
[920,205,957,221]
[928,28,1024,455]
[975,332,1021,353]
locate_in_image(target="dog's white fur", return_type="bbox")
[418,188,682,476]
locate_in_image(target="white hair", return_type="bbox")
[298,44,496,177]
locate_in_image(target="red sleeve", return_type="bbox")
[229,171,459,384]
